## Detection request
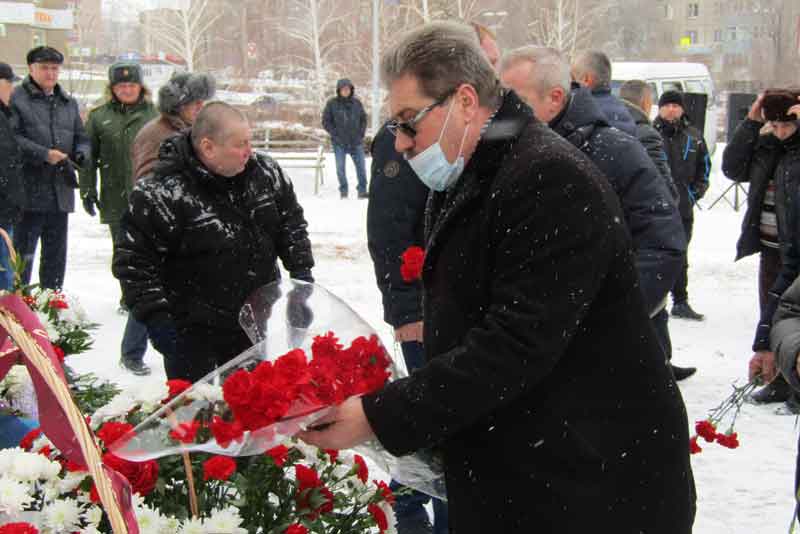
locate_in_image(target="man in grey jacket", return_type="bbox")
[11,46,90,289]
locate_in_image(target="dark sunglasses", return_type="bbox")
[387,92,453,138]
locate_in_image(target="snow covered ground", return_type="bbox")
[50,147,797,533]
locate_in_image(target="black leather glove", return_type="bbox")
[146,314,178,358]
[82,194,99,217]
[286,282,314,348]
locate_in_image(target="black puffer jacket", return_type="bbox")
[622,99,678,200]
[0,103,25,225]
[722,118,784,261]
[113,132,314,332]
[367,123,429,328]
[730,128,800,351]
[654,115,711,220]
[321,79,367,148]
[362,90,695,534]
[10,77,90,213]
[550,87,686,315]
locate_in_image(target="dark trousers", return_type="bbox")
[109,222,148,363]
[169,325,252,382]
[391,341,449,534]
[333,143,368,195]
[672,217,694,304]
[759,246,782,316]
[14,211,68,289]
[651,308,672,361]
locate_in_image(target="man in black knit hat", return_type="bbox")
[655,89,711,321]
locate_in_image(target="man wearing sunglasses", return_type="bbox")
[301,21,695,534]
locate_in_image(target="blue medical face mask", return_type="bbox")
[405,99,470,192]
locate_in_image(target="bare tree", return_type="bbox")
[527,0,616,56]
[144,0,222,71]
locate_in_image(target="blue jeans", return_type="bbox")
[14,211,68,289]
[333,144,368,194]
[392,341,449,534]
[109,223,148,363]
[0,224,14,291]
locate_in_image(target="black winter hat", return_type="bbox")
[762,89,800,122]
[658,90,684,109]
[27,46,64,65]
[158,72,216,115]
[109,62,143,86]
[0,63,20,82]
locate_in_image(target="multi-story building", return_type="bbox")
[0,0,74,67]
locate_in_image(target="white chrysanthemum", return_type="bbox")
[59,294,90,326]
[186,382,224,403]
[91,392,137,427]
[163,516,181,533]
[59,471,89,494]
[42,497,82,532]
[79,526,103,534]
[178,517,206,534]
[0,448,61,481]
[83,505,103,526]
[35,311,61,342]
[379,500,398,534]
[32,433,53,452]
[0,477,34,514]
[136,379,170,411]
[0,365,31,397]
[135,505,168,534]
[290,439,321,462]
[205,507,247,534]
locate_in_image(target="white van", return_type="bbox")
[611,62,718,154]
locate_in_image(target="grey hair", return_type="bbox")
[499,46,571,96]
[572,50,612,89]
[381,21,500,107]
[191,101,247,149]
[619,80,652,108]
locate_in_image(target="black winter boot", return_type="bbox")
[671,302,705,321]
[749,376,791,404]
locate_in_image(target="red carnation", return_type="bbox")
[274,349,312,389]
[210,416,244,448]
[52,345,65,363]
[19,427,41,450]
[325,449,339,463]
[295,464,321,490]
[369,503,389,532]
[311,332,343,361]
[169,420,202,444]
[266,444,290,467]
[295,465,334,519]
[102,452,159,496]
[0,522,39,534]
[203,455,237,481]
[716,432,740,449]
[166,379,193,400]
[223,369,255,410]
[354,454,368,483]
[284,525,308,534]
[48,298,68,310]
[400,246,425,282]
[97,421,134,448]
[374,480,395,505]
[695,420,717,443]
[37,445,52,457]
[689,435,702,454]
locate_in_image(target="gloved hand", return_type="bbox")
[286,281,314,348]
[146,314,178,358]
[74,152,87,167]
[82,194,99,217]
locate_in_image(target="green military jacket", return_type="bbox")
[79,97,158,224]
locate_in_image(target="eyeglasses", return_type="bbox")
[387,92,453,138]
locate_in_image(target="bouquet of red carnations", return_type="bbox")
[110,280,445,500]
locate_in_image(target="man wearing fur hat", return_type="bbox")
[654,90,711,322]
[10,46,90,290]
[79,62,158,376]
[131,71,215,181]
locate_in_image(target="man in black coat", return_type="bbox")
[619,79,677,198]
[571,50,637,136]
[113,102,314,381]
[726,92,800,409]
[0,63,24,291]
[500,46,692,380]
[367,123,448,534]
[322,79,368,199]
[301,21,695,534]
[654,90,711,321]
[11,46,90,290]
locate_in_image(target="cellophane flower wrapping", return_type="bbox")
[111,280,446,499]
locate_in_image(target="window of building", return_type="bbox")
[664,4,673,20]
[685,30,698,43]
[714,29,722,42]
[687,3,699,18]
[0,24,5,38]
[728,26,737,41]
